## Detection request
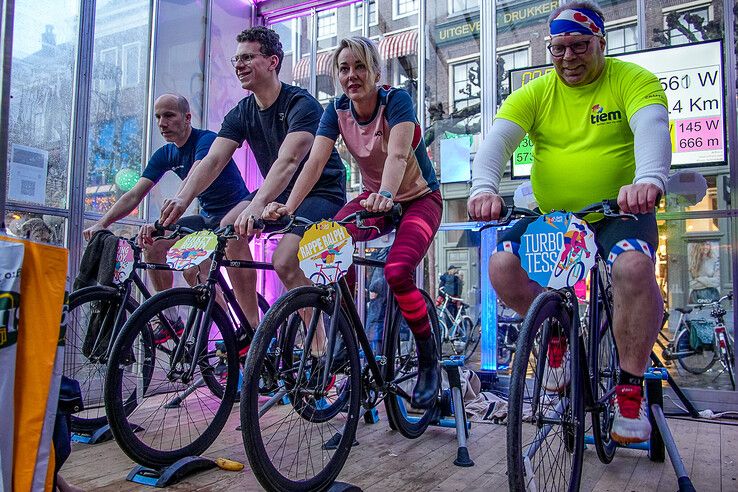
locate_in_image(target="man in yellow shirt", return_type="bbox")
[469,1,671,444]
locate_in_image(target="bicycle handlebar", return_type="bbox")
[152,220,238,241]
[253,203,403,239]
[479,199,628,231]
[694,292,734,309]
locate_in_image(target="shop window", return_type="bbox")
[393,0,419,19]
[606,23,638,54]
[351,0,378,31]
[122,42,140,88]
[448,0,479,16]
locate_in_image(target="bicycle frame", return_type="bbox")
[579,257,619,414]
[308,256,414,404]
[165,233,274,384]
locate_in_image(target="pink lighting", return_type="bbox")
[261,0,362,25]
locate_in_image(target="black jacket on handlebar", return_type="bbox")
[74,229,119,290]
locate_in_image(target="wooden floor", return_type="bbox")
[63,405,738,491]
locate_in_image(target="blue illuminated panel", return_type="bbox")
[480,226,497,372]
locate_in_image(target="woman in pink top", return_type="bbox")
[263,36,442,409]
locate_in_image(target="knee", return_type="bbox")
[183,267,199,285]
[225,238,251,260]
[611,252,655,288]
[489,252,520,284]
[142,240,168,261]
[384,261,413,290]
[272,250,296,280]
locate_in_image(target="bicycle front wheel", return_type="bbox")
[674,328,716,374]
[507,291,584,492]
[241,286,361,492]
[104,288,239,468]
[384,289,441,439]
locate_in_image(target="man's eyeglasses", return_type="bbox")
[230,53,270,67]
[547,39,592,58]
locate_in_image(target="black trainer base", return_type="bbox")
[454,446,474,467]
[71,423,143,445]
[327,481,362,492]
[126,456,218,487]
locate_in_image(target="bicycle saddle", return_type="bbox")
[675,307,693,314]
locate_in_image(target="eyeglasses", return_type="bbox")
[229,53,270,67]
[547,39,592,58]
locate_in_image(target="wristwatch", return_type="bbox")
[378,190,394,200]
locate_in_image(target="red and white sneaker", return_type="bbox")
[611,384,651,444]
[542,335,570,392]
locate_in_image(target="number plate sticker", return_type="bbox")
[298,221,353,285]
[519,212,597,289]
[166,230,217,271]
[113,239,135,284]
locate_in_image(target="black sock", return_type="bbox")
[618,369,644,388]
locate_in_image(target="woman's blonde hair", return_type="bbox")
[332,36,382,82]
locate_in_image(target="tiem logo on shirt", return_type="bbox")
[590,104,622,125]
[374,130,383,137]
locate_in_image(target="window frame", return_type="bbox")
[121,41,141,88]
[392,0,419,21]
[98,47,118,92]
[447,0,479,17]
[604,18,638,55]
[316,9,338,41]
[350,0,378,31]
[447,54,481,113]
[662,1,714,45]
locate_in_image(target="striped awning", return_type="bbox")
[292,52,334,81]
[379,30,418,60]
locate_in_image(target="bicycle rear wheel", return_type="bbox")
[507,291,584,492]
[105,288,239,468]
[241,286,361,492]
[462,317,480,362]
[674,328,716,374]
[64,286,141,433]
[384,289,441,439]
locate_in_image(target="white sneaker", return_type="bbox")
[542,335,571,392]
[611,384,651,444]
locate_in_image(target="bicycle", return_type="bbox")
[657,293,735,388]
[500,200,627,491]
[64,234,179,434]
[496,301,524,369]
[240,206,442,491]
[103,223,271,469]
[436,287,478,360]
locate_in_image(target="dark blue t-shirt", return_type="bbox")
[218,83,345,201]
[142,128,248,218]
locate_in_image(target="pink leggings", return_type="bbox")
[336,190,442,341]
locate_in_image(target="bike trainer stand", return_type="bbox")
[126,456,218,488]
[399,356,474,467]
[71,424,114,445]
[584,367,696,492]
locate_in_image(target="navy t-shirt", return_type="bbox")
[218,83,345,201]
[142,128,248,218]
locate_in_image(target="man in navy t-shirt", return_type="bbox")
[84,94,248,296]
[160,27,346,349]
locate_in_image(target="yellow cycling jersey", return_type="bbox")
[497,57,668,213]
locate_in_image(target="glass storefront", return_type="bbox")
[2,0,736,396]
